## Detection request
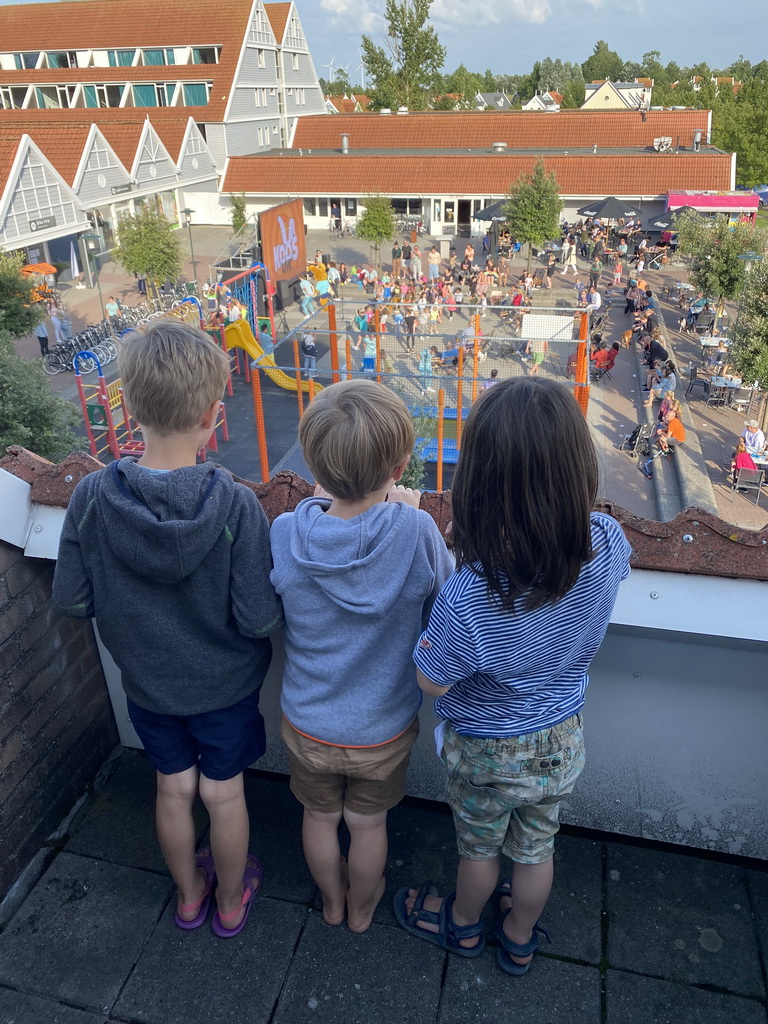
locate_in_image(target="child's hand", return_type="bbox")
[387,484,421,509]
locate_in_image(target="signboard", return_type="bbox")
[111,183,133,196]
[259,198,305,283]
[29,215,56,232]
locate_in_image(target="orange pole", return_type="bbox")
[250,366,270,483]
[374,307,382,383]
[328,302,340,383]
[345,334,353,381]
[456,346,464,449]
[308,377,315,402]
[76,373,98,456]
[436,388,445,492]
[575,310,590,417]
[293,338,305,417]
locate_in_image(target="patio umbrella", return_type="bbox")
[646,208,702,231]
[473,199,507,222]
[576,197,643,221]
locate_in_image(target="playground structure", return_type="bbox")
[75,301,231,463]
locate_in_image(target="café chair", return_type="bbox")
[685,367,708,398]
[732,468,765,507]
[729,387,754,416]
[704,383,727,411]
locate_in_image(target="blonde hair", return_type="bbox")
[299,379,415,500]
[119,319,230,436]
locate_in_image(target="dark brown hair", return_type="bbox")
[451,377,598,610]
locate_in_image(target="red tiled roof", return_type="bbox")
[0,0,253,120]
[292,110,710,151]
[0,124,92,184]
[548,91,563,104]
[265,2,291,43]
[222,152,732,197]
[0,137,20,191]
[326,95,359,113]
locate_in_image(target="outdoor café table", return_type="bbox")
[710,375,742,406]
[700,336,730,359]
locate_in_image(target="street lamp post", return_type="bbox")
[181,207,198,296]
[82,233,105,318]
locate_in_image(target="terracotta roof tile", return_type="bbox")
[0,124,92,184]
[0,136,19,189]
[222,152,732,197]
[265,2,291,43]
[292,110,711,151]
[0,0,252,120]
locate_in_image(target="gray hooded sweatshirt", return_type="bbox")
[270,496,454,746]
[53,459,281,716]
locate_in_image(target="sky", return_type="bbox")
[0,0,764,80]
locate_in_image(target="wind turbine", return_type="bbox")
[323,55,336,85]
[356,50,366,91]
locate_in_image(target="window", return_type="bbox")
[35,85,77,109]
[0,86,28,109]
[345,198,357,215]
[317,198,328,217]
[86,138,115,171]
[90,83,125,108]
[286,14,303,48]
[291,53,299,71]
[142,48,175,66]
[182,82,210,106]
[46,51,78,68]
[257,49,265,69]
[303,198,316,216]
[249,9,271,44]
[254,87,267,107]
[257,127,264,147]
[271,124,278,133]
[108,49,136,67]
[392,198,422,215]
[133,84,158,107]
[297,88,305,104]
[20,52,41,69]
[191,47,219,65]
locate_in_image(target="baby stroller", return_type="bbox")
[618,423,651,459]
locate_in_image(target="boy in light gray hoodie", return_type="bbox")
[270,379,453,932]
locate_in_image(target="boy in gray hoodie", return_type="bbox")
[53,321,281,938]
[270,379,453,932]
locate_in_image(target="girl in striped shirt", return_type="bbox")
[395,376,630,975]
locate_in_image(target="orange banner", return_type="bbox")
[259,199,306,283]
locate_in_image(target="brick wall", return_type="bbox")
[0,540,118,899]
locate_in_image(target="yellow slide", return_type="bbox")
[225,319,322,394]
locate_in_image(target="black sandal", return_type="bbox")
[393,881,485,958]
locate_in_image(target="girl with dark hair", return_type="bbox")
[395,377,630,975]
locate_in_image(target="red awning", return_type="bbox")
[666,191,759,213]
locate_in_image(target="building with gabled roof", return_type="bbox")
[475,92,514,111]
[521,91,562,112]
[582,79,653,110]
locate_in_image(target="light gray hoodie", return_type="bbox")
[270,496,454,746]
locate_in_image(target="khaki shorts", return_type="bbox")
[442,714,585,864]
[280,717,420,816]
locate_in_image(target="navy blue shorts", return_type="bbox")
[126,690,265,781]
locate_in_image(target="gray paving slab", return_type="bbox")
[243,772,317,903]
[0,852,171,1014]
[606,844,764,996]
[115,896,307,1024]
[604,969,767,1024]
[0,988,107,1024]
[746,869,768,969]
[64,750,206,873]
[272,911,445,1024]
[439,953,601,1024]
[543,834,603,964]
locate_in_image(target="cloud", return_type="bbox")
[319,0,381,33]
[431,0,552,25]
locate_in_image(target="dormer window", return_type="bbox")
[108,49,136,67]
[191,47,219,65]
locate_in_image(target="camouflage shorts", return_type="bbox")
[442,714,585,864]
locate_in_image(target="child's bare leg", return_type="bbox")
[402,854,498,950]
[499,858,554,965]
[344,807,388,932]
[302,807,347,925]
[199,773,249,926]
[155,767,206,920]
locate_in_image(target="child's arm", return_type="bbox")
[230,489,283,638]
[52,486,94,618]
[417,667,453,696]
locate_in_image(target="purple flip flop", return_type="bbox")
[211,854,264,938]
[174,847,217,930]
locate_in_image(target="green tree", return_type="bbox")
[443,64,483,107]
[361,0,446,111]
[730,255,768,396]
[675,213,768,326]
[0,252,42,340]
[581,41,624,84]
[0,329,85,461]
[355,195,396,267]
[504,160,563,272]
[230,193,247,235]
[113,207,185,296]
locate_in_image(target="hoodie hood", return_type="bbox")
[98,459,235,583]
[286,496,420,615]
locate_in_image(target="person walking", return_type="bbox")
[33,319,50,357]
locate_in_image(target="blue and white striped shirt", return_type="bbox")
[414,513,631,737]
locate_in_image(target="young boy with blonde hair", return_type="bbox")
[54,320,281,938]
[270,379,453,932]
